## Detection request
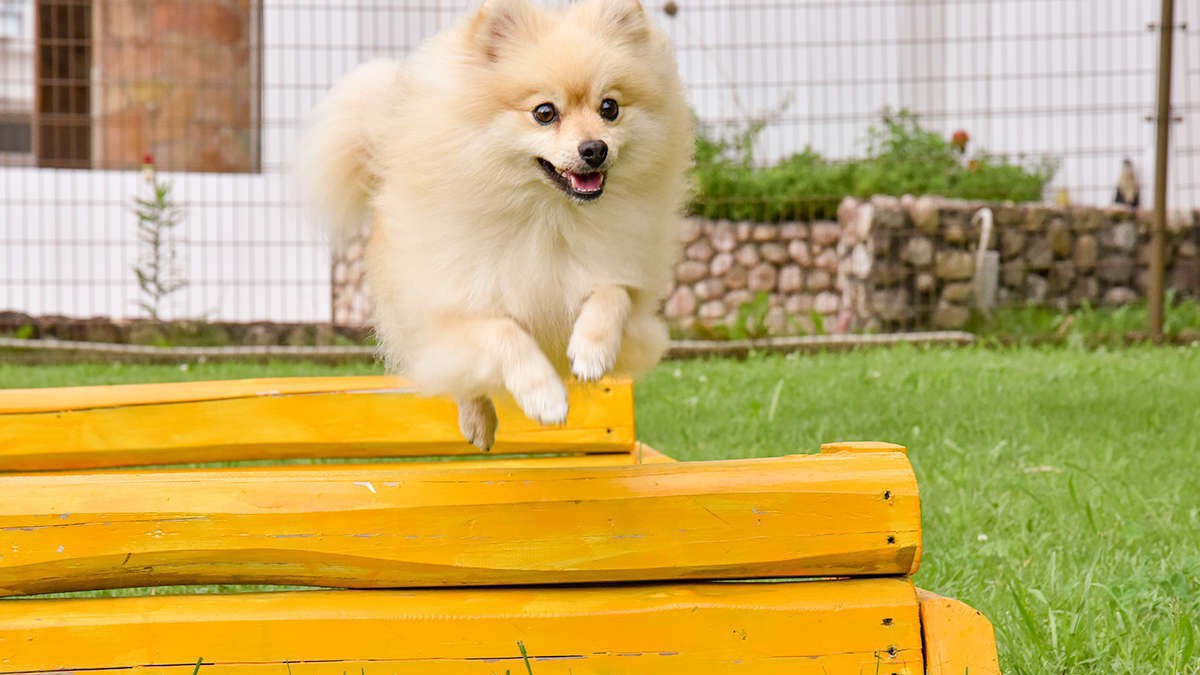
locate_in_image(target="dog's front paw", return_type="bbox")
[506,363,568,426]
[457,396,498,451]
[568,331,619,382]
[568,287,628,382]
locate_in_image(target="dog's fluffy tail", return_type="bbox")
[297,58,400,247]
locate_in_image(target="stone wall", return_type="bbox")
[332,238,371,326]
[93,0,259,172]
[843,196,1200,332]
[0,311,372,347]
[330,197,1199,335]
[663,218,857,335]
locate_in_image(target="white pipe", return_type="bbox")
[970,207,994,273]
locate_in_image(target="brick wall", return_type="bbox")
[93,0,258,172]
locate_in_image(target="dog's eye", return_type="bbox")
[532,103,558,125]
[599,98,619,121]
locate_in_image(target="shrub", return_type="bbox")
[690,109,1057,222]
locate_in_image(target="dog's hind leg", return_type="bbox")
[613,304,670,378]
[457,395,498,451]
[407,314,569,434]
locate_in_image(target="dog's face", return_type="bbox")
[525,90,620,203]
[460,0,687,206]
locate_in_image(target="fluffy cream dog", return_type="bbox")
[299,0,692,449]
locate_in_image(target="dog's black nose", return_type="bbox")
[578,140,608,168]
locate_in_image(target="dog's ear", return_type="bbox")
[591,0,650,43]
[470,0,541,62]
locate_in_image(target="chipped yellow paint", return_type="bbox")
[0,578,925,675]
[0,452,920,596]
[0,377,636,471]
[822,441,909,455]
[917,588,1002,675]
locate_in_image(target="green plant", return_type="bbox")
[850,109,959,197]
[14,324,34,340]
[689,108,1058,222]
[729,291,772,339]
[808,310,827,336]
[967,294,1200,346]
[133,159,188,321]
[674,292,837,341]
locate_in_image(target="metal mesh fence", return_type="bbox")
[1,0,1196,325]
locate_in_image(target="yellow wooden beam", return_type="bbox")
[0,377,635,471]
[822,441,908,455]
[0,453,920,596]
[0,578,924,674]
[917,588,1001,675]
[0,376,410,414]
[635,442,677,463]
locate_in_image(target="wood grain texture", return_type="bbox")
[822,441,909,455]
[635,442,677,463]
[0,579,924,674]
[917,588,1002,675]
[0,453,920,596]
[0,377,635,471]
[0,376,411,414]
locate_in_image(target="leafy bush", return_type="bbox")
[690,109,1057,222]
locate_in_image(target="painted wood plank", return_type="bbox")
[0,578,924,674]
[0,376,410,414]
[39,447,680,476]
[917,588,1001,675]
[635,442,677,463]
[0,378,635,471]
[822,441,909,455]
[0,452,920,595]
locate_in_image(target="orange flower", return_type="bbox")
[951,129,969,153]
[141,153,156,183]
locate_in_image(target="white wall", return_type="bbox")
[2,0,1197,322]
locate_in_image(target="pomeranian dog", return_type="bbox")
[299,0,693,450]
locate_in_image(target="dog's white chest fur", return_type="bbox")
[368,208,625,373]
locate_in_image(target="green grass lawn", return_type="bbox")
[3,345,1199,674]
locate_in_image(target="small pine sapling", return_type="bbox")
[132,154,188,321]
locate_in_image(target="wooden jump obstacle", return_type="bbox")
[0,376,1000,674]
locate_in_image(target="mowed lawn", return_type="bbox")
[2,345,1199,674]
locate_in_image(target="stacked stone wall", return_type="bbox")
[330,197,1199,335]
[845,196,1199,332]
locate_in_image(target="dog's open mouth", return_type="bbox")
[537,158,605,201]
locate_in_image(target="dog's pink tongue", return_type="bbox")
[568,172,603,192]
